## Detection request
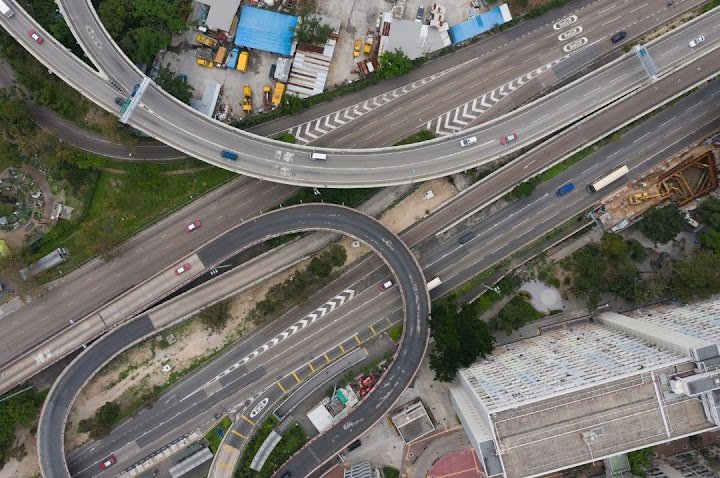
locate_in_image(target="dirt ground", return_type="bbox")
[1,428,39,478]
[60,176,457,454]
[378,178,457,234]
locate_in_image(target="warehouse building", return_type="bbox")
[451,298,720,478]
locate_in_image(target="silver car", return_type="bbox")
[689,35,705,47]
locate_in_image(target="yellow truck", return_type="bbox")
[353,39,362,57]
[214,46,227,65]
[196,57,215,68]
[271,82,286,107]
[363,34,373,54]
[195,33,217,48]
[262,85,272,108]
[242,84,253,112]
[237,51,249,72]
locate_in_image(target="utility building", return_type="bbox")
[451,298,720,478]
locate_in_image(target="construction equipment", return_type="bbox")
[363,34,374,54]
[242,85,253,113]
[195,33,218,47]
[628,192,663,205]
[196,57,215,68]
[262,85,272,108]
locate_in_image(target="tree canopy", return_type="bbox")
[672,251,720,302]
[294,16,334,45]
[96,0,188,65]
[378,50,415,80]
[637,205,685,244]
[429,300,494,382]
[0,388,47,467]
[155,65,194,104]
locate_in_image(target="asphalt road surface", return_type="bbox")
[0,0,716,185]
[57,80,720,477]
[38,204,429,478]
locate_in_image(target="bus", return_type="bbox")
[427,277,442,291]
[587,165,630,193]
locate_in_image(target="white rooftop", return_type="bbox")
[199,0,240,32]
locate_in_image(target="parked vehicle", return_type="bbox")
[214,46,227,65]
[416,5,425,22]
[99,455,116,470]
[269,63,276,79]
[196,57,215,68]
[221,150,238,161]
[242,85,253,112]
[347,440,362,451]
[114,97,125,106]
[611,31,627,43]
[175,263,191,276]
[237,51,250,72]
[460,136,478,147]
[195,33,218,47]
[271,82,286,107]
[262,85,272,108]
[131,83,140,96]
[556,182,575,197]
[363,34,374,54]
[353,39,362,57]
[501,132,518,145]
[226,47,240,69]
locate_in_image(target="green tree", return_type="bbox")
[378,50,414,80]
[132,0,185,32]
[78,400,121,438]
[626,238,647,262]
[429,300,494,382]
[129,27,171,65]
[600,233,627,259]
[628,447,655,477]
[638,205,685,244]
[488,295,543,336]
[700,230,720,254]
[0,92,36,141]
[155,65,194,104]
[672,251,720,302]
[98,0,130,38]
[294,16,334,45]
[199,300,231,333]
[698,197,720,230]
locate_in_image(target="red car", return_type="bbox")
[501,132,518,145]
[186,220,202,232]
[99,455,116,470]
[28,29,44,44]
[379,279,394,292]
[175,263,191,275]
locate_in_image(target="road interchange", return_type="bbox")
[0,1,716,186]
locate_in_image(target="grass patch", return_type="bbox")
[383,467,400,478]
[236,416,279,476]
[274,132,296,144]
[30,159,234,275]
[393,130,436,145]
[256,423,307,477]
[488,294,545,336]
[387,323,403,342]
[278,187,380,209]
[205,416,233,454]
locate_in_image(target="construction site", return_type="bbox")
[593,139,720,232]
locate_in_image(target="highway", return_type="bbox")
[0,0,716,185]
[50,77,720,477]
[38,204,430,478]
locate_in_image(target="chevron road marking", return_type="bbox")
[426,55,571,136]
[202,289,356,387]
[287,60,474,144]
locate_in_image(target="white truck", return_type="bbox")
[0,0,14,17]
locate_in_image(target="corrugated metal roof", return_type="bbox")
[234,6,298,56]
[286,40,334,98]
[448,4,512,45]
[199,0,240,33]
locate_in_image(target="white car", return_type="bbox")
[460,136,478,147]
[689,36,705,48]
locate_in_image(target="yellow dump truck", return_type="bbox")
[237,51,249,72]
[195,33,218,48]
[214,46,227,66]
[262,85,272,108]
[242,84,253,113]
[271,82,286,108]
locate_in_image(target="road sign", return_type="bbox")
[120,76,150,124]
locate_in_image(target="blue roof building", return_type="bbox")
[234,6,298,56]
[448,4,512,45]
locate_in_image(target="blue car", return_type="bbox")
[556,182,574,197]
[131,83,140,97]
[221,150,238,161]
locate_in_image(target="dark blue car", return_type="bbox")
[221,150,238,161]
[556,182,574,197]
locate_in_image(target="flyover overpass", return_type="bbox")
[0,1,717,186]
[37,204,429,478]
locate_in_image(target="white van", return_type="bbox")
[310,152,327,161]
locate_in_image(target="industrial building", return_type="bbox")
[450,297,720,478]
[196,0,240,33]
[234,6,298,56]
